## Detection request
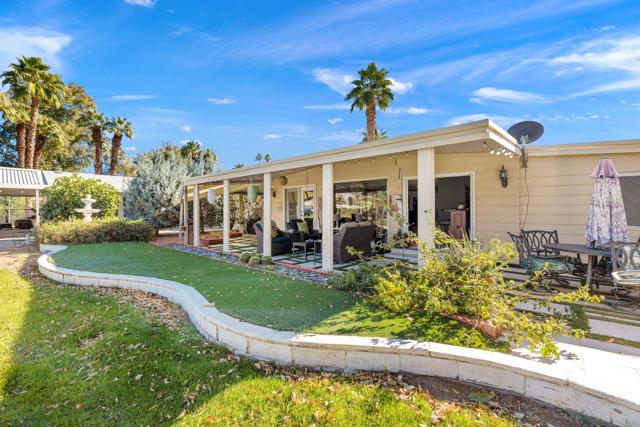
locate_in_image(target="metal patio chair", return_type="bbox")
[611,241,640,309]
[508,232,571,290]
[521,229,582,284]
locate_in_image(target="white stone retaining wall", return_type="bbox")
[38,247,640,426]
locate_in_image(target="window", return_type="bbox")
[334,179,387,228]
[620,174,640,227]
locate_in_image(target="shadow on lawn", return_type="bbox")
[0,254,258,426]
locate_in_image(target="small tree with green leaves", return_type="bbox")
[41,174,119,221]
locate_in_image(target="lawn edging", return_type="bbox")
[38,246,640,426]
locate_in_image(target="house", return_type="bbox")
[182,119,640,272]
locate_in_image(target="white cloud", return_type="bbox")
[386,106,430,115]
[0,26,72,71]
[110,94,157,101]
[262,134,283,140]
[445,113,521,128]
[317,128,364,143]
[550,35,640,96]
[327,117,343,125]
[124,0,156,7]
[312,68,354,95]
[181,125,192,132]
[470,87,547,104]
[389,78,413,94]
[208,97,237,105]
[303,103,351,110]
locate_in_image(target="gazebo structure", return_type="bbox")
[0,167,130,231]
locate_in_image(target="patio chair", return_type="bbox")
[508,232,571,288]
[254,221,291,256]
[286,219,321,243]
[333,221,376,264]
[521,229,583,280]
[611,241,640,308]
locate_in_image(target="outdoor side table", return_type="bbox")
[612,271,640,309]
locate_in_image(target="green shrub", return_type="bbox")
[261,255,272,265]
[248,256,261,266]
[239,252,252,264]
[373,228,602,358]
[328,261,390,293]
[37,219,156,244]
[41,175,120,221]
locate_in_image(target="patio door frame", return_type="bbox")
[282,184,317,229]
[402,171,476,238]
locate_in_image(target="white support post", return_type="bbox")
[262,173,272,256]
[417,148,436,264]
[35,189,40,227]
[193,184,200,247]
[183,186,189,245]
[223,179,231,253]
[322,163,334,272]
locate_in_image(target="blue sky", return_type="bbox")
[1,0,640,169]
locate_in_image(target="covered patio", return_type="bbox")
[181,120,520,272]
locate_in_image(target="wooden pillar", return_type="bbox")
[322,163,334,272]
[193,183,200,246]
[262,173,272,256]
[417,148,435,264]
[223,179,230,253]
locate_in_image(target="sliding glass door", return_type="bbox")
[285,186,315,227]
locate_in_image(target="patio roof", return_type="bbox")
[184,119,520,185]
[0,167,131,197]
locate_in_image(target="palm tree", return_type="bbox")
[82,110,106,174]
[360,128,388,143]
[1,56,65,168]
[345,62,394,143]
[105,116,134,175]
[180,140,201,161]
[33,115,63,169]
[0,92,29,167]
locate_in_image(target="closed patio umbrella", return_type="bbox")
[585,158,629,248]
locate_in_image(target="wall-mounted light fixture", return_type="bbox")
[499,165,508,188]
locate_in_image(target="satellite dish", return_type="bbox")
[508,121,544,145]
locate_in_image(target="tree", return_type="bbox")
[1,56,65,168]
[105,116,134,175]
[0,121,17,166]
[33,115,63,169]
[345,62,394,143]
[180,140,201,161]
[125,144,215,228]
[0,92,29,167]
[360,128,388,143]
[41,174,120,221]
[81,110,107,174]
[255,153,271,162]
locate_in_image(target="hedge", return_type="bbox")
[37,219,157,244]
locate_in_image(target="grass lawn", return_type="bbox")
[50,242,503,350]
[0,268,516,426]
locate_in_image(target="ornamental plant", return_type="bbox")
[41,174,119,221]
[373,228,601,358]
[37,218,155,244]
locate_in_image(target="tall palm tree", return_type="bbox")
[1,56,65,168]
[180,140,202,161]
[105,116,134,175]
[0,92,29,167]
[82,110,107,174]
[33,115,63,169]
[345,62,394,143]
[360,128,388,143]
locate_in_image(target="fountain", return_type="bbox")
[74,194,101,222]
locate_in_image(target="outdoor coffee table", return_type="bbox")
[612,271,640,309]
[543,242,610,289]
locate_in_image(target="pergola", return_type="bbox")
[0,167,129,227]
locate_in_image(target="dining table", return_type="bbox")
[543,242,611,289]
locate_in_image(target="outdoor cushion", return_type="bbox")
[272,235,289,244]
[270,220,278,238]
[297,221,310,234]
[521,257,570,273]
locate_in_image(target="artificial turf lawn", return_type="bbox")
[0,269,517,426]
[50,242,503,350]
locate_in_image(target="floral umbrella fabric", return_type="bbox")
[585,158,629,248]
